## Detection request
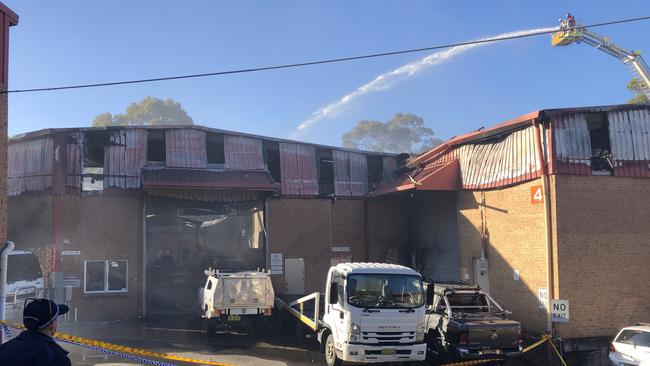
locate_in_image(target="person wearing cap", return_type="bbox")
[0,298,71,366]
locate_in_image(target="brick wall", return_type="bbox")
[554,175,650,338]
[458,178,549,333]
[266,198,367,296]
[60,194,142,321]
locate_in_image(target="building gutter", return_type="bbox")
[534,121,555,335]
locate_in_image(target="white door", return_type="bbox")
[473,258,490,294]
[285,258,305,294]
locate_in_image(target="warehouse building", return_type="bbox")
[378,103,650,342]
[7,125,407,320]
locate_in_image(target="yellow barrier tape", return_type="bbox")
[1,321,234,366]
[440,334,551,366]
[547,336,569,366]
[523,335,549,353]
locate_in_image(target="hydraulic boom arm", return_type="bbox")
[552,14,650,94]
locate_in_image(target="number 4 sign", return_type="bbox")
[531,185,544,204]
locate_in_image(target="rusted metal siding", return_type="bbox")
[224,135,264,170]
[278,142,318,195]
[349,152,368,196]
[104,129,147,189]
[66,138,81,189]
[552,114,592,175]
[165,128,207,169]
[608,109,650,177]
[7,137,54,196]
[333,150,351,195]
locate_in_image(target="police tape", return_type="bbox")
[1,321,235,366]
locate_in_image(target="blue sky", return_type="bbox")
[4,1,649,146]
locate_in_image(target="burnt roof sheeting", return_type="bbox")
[609,109,650,177]
[145,187,263,202]
[224,135,264,170]
[66,142,82,189]
[382,156,398,183]
[8,137,54,196]
[104,129,147,189]
[141,168,277,191]
[349,152,369,196]
[553,114,592,175]
[166,128,207,169]
[278,142,318,196]
[333,150,351,196]
[457,126,541,189]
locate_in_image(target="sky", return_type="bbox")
[4,1,650,147]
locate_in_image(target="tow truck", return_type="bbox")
[277,262,429,365]
[552,13,650,94]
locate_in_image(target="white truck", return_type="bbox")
[200,269,275,334]
[279,262,428,365]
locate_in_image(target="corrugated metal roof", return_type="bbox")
[349,152,368,196]
[7,137,53,196]
[372,159,460,196]
[278,142,318,195]
[141,168,277,191]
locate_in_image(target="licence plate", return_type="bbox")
[227,315,241,321]
[381,349,396,355]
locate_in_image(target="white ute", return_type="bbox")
[201,269,275,334]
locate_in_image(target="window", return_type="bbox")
[367,155,384,191]
[616,330,650,347]
[84,260,128,293]
[317,149,334,195]
[83,131,106,168]
[263,141,281,182]
[206,133,225,164]
[147,130,166,162]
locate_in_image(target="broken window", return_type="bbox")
[83,131,105,168]
[263,141,281,182]
[147,129,166,162]
[317,148,334,195]
[82,131,105,191]
[206,133,225,164]
[586,112,612,174]
[367,155,384,191]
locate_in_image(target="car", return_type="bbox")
[4,250,46,321]
[424,282,522,364]
[609,323,650,366]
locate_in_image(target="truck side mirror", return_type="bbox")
[328,283,338,305]
[425,284,434,306]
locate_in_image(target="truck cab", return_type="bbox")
[4,250,45,321]
[321,263,427,365]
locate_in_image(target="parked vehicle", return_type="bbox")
[609,323,650,365]
[200,268,274,334]
[4,250,45,321]
[279,262,428,365]
[424,282,522,363]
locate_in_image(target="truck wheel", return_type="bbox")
[204,318,217,336]
[325,334,342,366]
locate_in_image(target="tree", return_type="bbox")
[342,113,443,153]
[92,97,193,127]
[627,78,650,104]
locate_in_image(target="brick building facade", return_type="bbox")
[382,104,650,341]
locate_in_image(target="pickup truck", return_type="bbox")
[424,283,522,363]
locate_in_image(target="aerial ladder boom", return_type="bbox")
[552,14,650,94]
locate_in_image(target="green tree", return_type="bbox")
[92,97,193,127]
[342,113,443,153]
[627,78,650,104]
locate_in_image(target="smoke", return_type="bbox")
[292,26,557,138]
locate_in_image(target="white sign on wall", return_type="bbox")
[270,253,283,274]
[551,300,570,323]
[538,288,548,310]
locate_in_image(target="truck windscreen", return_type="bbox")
[347,274,423,309]
[7,254,43,283]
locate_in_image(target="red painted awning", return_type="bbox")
[141,168,278,191]
[371,159,460,196]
